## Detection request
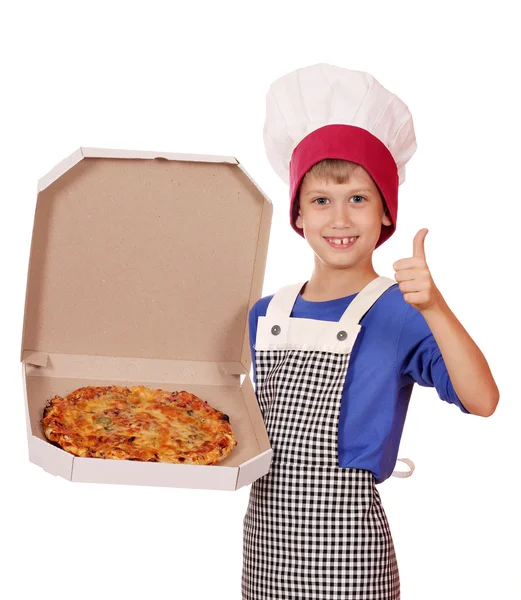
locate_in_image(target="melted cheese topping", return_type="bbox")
[42,385,237,464]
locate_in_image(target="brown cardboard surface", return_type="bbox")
[21,148,273,490]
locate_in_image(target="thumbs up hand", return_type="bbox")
[392,228,442,313]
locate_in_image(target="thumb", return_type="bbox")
[413,228,429,259]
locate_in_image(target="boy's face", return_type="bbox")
[295,168,392,271]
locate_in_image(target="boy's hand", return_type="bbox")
[392,228,443,313]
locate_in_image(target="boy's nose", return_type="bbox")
[331,206,352,227]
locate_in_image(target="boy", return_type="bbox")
[242,63,499,600]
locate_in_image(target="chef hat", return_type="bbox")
[263,63,417,248]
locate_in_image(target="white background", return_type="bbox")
[2,1,519,599]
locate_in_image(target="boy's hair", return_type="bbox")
[296,159,390,219]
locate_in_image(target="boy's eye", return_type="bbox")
[313,195,366,205]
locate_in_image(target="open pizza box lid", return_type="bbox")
[20,147,273,490]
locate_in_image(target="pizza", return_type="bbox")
[41,385,238,465]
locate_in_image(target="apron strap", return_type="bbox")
[338,276,397,326]
[391,458,415,478]
[265,277,398,325]
[265,281,307,320]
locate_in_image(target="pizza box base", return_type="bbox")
[22,352,272,490]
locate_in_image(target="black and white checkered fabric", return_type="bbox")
[242,278,401,599]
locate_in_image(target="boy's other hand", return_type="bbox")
[392,228,443,313]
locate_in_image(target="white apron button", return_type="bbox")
[271,325,281,335]
[337,330,347,341]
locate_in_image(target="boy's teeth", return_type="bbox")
[327,237,357,245]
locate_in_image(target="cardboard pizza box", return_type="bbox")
[20,147,273,490]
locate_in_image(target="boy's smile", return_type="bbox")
[323,235,359,249]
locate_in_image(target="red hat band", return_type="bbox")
[289,124,399,249]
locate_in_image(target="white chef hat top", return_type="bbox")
[262,63,418,247]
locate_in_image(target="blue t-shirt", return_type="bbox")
[248,282,470,484]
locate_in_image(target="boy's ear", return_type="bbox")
[382,204,392,227]
[296,209,302,229]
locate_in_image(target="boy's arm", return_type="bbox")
[248,304,258,394]
[394,228,499,418]
[420,294,499,418]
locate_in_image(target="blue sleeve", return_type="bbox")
[248,294,274,396]
[248,303,258,392]
[397,303,471,414]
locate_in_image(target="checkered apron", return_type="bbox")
[242,277,408,600]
